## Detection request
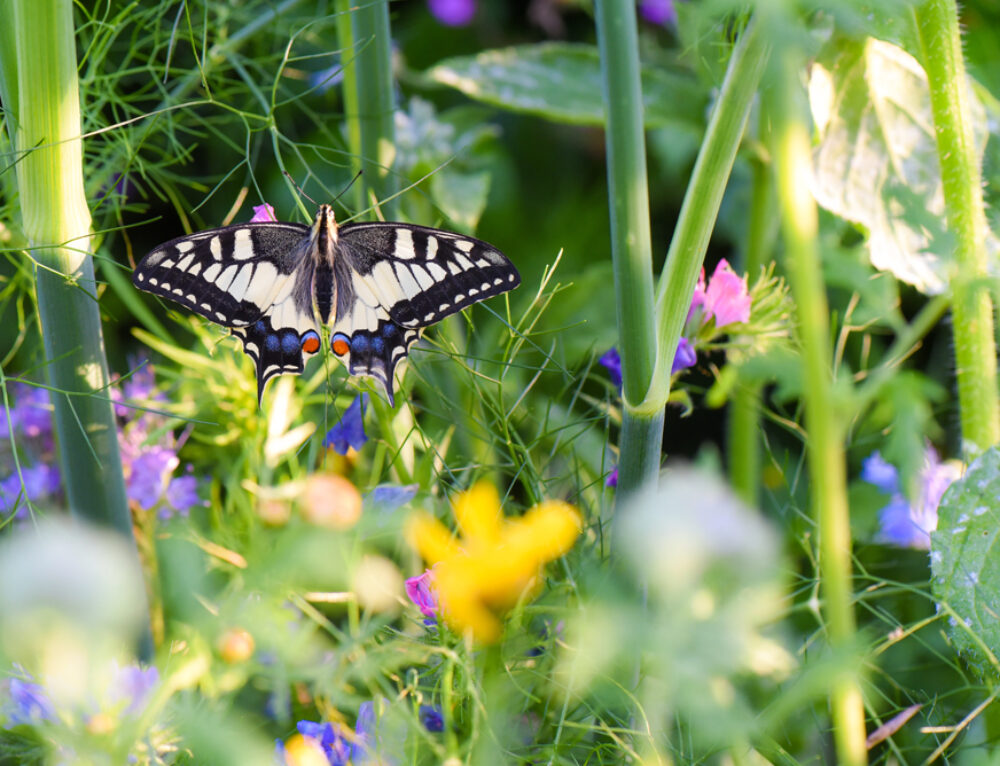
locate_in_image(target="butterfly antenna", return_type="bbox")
[333,170,363,208]
[282,170,319,207]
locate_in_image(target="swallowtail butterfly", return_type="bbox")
[132,205,520,404]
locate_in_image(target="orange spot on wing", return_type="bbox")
[302,335,320,354]
[332,338,350,356]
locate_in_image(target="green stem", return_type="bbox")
[3,0,150,654]
[334,0,364,213]
[915,0,999,457]
[770,53,866,766]
[649,20,769,412]
[594,0,660,495]
[351,0,397,219]
[728,111,776,506]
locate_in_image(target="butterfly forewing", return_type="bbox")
[132,207,521,405]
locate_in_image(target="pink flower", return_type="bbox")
[689,260,751,328]
[251,203,277,222]
[405,570,438,622]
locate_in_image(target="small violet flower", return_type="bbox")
[638,0,677,25]
[405,570,438,626]
[419,705,444,732]
[324,395,368,455]
[251,203,277,223]
[690,259,752,329]
[278,703,380,766]
[428,0,475,26]
[0,464,60,518]
[599,340,695,390]
[6,678,57,725]
[605,466,619,488]
[861,447,963,550]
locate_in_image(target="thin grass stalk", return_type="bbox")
[351,0,397,220]
[334,0,363,213]
[649,20,769,408]
[594,0,661,495]
[914,0,999,457]
[4,0,130,534]
[770,54,866,766]
[727,109,776,505]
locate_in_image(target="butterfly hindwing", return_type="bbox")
[133,222,322,400]
[328,223,520,401]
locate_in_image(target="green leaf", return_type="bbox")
[931,446,1000,678]
[430,167,491,233]
[809,37,994,295]
[427,43,706,128]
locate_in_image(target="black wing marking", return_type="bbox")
[133,221,321,401]
[132,222,311,327]
[329,223,520,402]
[337,223,520,328]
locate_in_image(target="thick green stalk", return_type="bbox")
[915,0,999,457]
[351,0,397,219]
[334,0,364,214]
[594,0,662,494]
[770,55,866,766]
[649,20,769,411]
[4,0,134,536]
[728,110,776,506]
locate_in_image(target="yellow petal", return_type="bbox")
[504,501,582,562]
[435,563,503,643]
[453,481,502,544]
[281,734,329,766]
[406,512,461,563]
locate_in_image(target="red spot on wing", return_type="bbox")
[302,335,320,354]
[332,338,350,356]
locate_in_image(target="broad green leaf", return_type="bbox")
[809,37,995,295]
[430,168,491,233]
[427,43,706,128]
[931,447,1000,678]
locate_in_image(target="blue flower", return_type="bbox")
[599,348,622,388]
[862,448,963,550]
[7,678,56,725]
[419,705,444,732]
[324,395,368,455]
[107,662,159,715]
[367,484,418,512]
[672,337,697,373]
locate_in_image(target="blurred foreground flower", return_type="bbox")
[407,482,582,643]
[419,705,444,732]
[639,0,676,25]
[324,395,368,455]
[277,701,377,766]
[862,447,963,549]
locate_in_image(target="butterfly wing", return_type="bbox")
[132,222,322,400]
[331,223,521,403]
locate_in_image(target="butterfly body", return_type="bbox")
[132,205,520,404]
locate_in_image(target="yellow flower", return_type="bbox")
[407,482,582,643]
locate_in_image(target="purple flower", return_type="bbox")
[295,720,352,765]
[367,484,418,512]
[672,337,697,373]
[419,705,444,732]
[107,662,159,716]
[251,203,277,222]
[638,0,677,25]
[405,570,438,623]
[7,678,56,725]
[690,260,751,328]
[605,466,619,488]
[428,0,475,26]
[599,348,622,388]
[127,447,178,510]
[324,395,367,455]
[352,701,375,762]
[165,470,202,518]
[111,363,160,418]
[0,383,53,440]
[862,447,963,549]
[0,464,60,518]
